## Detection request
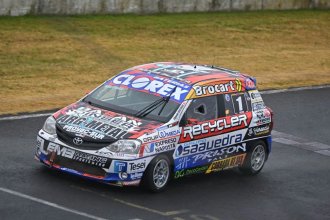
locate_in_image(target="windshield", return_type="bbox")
[83,84,181,122]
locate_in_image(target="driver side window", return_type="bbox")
[186,96,217,121]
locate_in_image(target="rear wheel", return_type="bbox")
[142,155,171,192]
[239,141,267,175]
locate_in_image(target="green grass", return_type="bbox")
[0,10,329,114]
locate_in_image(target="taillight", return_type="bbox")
[267,107,274,131]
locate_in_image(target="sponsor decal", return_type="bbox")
[249,90,263,103]
[154,143,175,153]
[36,136,44,150]
[114,161,127,172]
[252,102,265,111]
[128,160,146,172]
[174,166,208,179]
[255,109,271,126]
[95,148,113,157]
[109,73,190,102]
[206,154,246,174]
[66,107,142,127]
[245,78,256,90]
[142,133,159,143]
[174,142,246,170]
[158,128,181,138]
[244,92,251,101]
[175,131,244,158]
[191,143,246,165]
[248,125,270,137]
[130,172,143,180]
[225,94,230,102]
[192,79,243,97]
[145,137,177,154]
[122,180,141,186]
[62,124,122,140]
[111,157,152,174]
[57,106,142,140]
[47,143,109,168]
[175,157,191,170]
[47,142,75,158]
[180,113,250,142]
[172,100,189,121]
[144,144,155,154]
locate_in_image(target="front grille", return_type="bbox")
[56,124,116,150]
[49,154,108,177]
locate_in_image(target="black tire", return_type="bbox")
[239,140,268,175]
[141,154,171,193]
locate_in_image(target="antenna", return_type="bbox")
[212,52,216,68]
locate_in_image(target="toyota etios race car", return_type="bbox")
[35,62,273,192]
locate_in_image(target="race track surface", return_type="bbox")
[0,88,330,220]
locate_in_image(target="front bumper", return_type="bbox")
[35,130,151,186]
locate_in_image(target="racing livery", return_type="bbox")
[35,62,274,192]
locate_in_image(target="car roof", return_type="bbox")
[121,62,253,86]
[109,62,257,102]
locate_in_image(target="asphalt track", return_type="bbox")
[0,87,330,220]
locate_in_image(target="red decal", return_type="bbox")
[179,112,252,143]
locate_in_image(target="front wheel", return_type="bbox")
[141,155,171,192]
[239,141,267,175]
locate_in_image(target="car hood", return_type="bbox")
[53,102,162,144]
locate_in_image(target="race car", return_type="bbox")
[35,62,274,192]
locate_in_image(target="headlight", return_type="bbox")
[106,140,141,155]
[42,116,56,135]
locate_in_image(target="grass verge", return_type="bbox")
[0,10,329,114]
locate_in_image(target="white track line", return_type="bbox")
[260,84,330,95]
[0,85,330,121]
[113,198,189,217]
[71,185,189,217]
[0,187,109,220]
[0,113,52,121]
[272,130,330,156]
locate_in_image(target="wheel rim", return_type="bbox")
[251,145,266,171]
[153,159,169,189]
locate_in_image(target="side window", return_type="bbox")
[186,96,217,121]
[222,92,251,116]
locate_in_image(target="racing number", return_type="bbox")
[232,93,248,114]
[235,96,243,112]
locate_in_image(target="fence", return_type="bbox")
[0,0,329,16]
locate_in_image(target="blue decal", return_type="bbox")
[108,72,191,103]
[174,143,247,171]
[225,94,230,102]
[245,78,256,90]
[266,136,272,153]
[114,161,127,172]
[176,145,183,157]
[145,143,155,153]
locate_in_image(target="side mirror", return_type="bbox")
[179,113,198,127]
[179,114,187,127]
[187,118,198,125]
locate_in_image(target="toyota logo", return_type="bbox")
[73,137,83,145]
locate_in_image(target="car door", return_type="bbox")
[174,93,252,177]
[174,95,219,177]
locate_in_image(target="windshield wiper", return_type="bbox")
[83,98,102,109]
[134,87,177,118]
